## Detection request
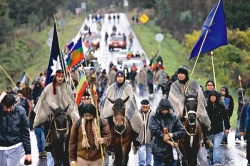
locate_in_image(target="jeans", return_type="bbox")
[139,84,144,97]
[207,131,224,165]
[235,117,241,140]
[138,144,152,166]
[35,127,45,152]
[153,154,177,166]
[0,144,23,166]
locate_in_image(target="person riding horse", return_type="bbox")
[101,70,144,146]
[33,69,79,165]
[168,66,212,148]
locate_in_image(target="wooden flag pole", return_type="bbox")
[239,75,245,104]
[0,66,17,88]
[211,51,217,90]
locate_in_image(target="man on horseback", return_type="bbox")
[149,98,185,166]
[101,70,144,144]
[69,103,111,165]
[168,66,212,148]
[33,69,79,127]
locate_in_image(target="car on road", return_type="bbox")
[108,35,126,51]
[83,33,100,50]
[118,58,143,72]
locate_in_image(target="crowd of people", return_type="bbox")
[0,54,250,165]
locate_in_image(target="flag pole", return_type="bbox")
[0,66,17,87]
[211,51,217,90]
[238,75,245,104]
[24,69,33,84]
[186,0,222,93]
[80,64,104,165]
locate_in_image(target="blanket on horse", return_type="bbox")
[101,83,144,134]
[33,82,79,127]
[168,79,211,130]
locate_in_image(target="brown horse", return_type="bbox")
[178,95,203,166]
[47,105,72,166]
[107,96,139,166]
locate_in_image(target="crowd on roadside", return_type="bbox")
[1,54,250,166]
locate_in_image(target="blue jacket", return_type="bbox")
[0,105,31,154]
[149,98,185,157]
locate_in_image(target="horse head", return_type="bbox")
[108,96,129,128]
[184,93,198,126]
[49,105,70,143]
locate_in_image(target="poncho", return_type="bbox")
[168,79,211,130]
[101,83,144,134]
[33,82,79,127]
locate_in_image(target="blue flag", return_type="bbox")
[189,0,228,59]
[45,22,62,86]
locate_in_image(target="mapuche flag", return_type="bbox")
[76,72,88,106]
[189,0,228,59]
[66,37,85,71]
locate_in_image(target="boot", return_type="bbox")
[39,152,42,158]
[41,151,47,158]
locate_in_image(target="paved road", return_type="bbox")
[19,13,248,165]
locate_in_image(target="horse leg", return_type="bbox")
[121,144,131,166]
[113,147,122,166]
[51,148,61,166]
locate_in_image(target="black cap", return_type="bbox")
[177,66,188,77]
[141,99,149,105]
[83,91,90,97]
[79,103,96,118]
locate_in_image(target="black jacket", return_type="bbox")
[206,90,230,135]
[0,105,31,154]
[149,98,185,157]
[221,86,234,118]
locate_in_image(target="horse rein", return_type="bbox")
[50,112,70,141]
[113,116,127,135]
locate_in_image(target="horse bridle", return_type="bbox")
[113,116,127,135]
[184,98,198,137]
[50,112,70,141]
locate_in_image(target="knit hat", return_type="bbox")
[116,70,125,77]
[102,69,107,74]
[141,99,149,105]
[80,103,96,118]
[177,66,188,77]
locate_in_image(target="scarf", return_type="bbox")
[81,118,99,149]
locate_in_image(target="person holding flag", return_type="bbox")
[33,69,79,127]
[69,103,111,166]
[168,66,212,149]
[33,21,79,129]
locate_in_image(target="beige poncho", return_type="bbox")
[33,82,79,127]
[168,79,211,130]
[101,82,144,134]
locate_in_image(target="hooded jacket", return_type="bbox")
[221,86,234,118]
[149,98,185,157]
[0,105,31,154]
[206,90,230,135]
